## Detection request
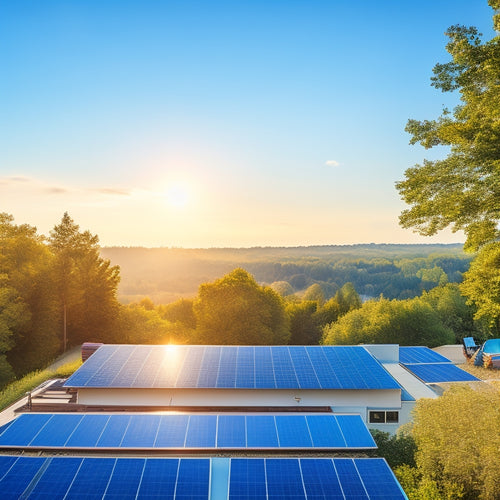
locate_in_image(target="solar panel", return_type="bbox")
[64,344,400,390]
[403,363,479,383]
[0,457,211,500]
[399,347,451,364]
[0,457,405,500]
[0,413,375,450]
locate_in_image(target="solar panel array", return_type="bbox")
[399,346,479,383]
[64,345,400,390]
[0,456,407,500]
[0,456,209,500]
[230,457,406,500]
[398,347,450,364]
[0,413,376,449]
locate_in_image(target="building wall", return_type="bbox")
[76,387,402,409]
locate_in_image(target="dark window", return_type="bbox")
[386,411,399,423]
[369,410,399,424]
[369,411,386,423]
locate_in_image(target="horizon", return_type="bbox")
[1,1,495,247]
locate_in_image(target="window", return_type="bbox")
[369,411,399,424]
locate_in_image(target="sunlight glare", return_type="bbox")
[166,183,190,209]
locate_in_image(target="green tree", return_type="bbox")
[334,282,362,316]
[0,213,60,377]
[396,1,500,252]
[287,300,321,345]
[322,296,454,347]
[48,213,121,347]
[193,268,290,345]
[460,241,500,332]
[411,385,500,500]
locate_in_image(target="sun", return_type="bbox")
[165,183,190,209]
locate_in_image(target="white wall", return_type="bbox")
[77,387,402,408]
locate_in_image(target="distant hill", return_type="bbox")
[101,243,470,304]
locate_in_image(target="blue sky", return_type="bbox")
[0,1,496,247]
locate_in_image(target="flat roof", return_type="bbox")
[64,345,401,391]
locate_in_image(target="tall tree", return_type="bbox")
[48,213,121,347]
[396,1,500,252]
[194,268,290,345]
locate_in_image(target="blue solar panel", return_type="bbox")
[0,457,405,500]
[96,415,131,447]
[229,459,266,500]
[175,458,210,500]
[246,415,278,447]
[0,456,46,499]
[30,414,84,447]
[306,415,346,448]
[300,459,344,499]
[336,414,376,448]
[333,459,368,498]
[355,458,407,499]
[404,363,479,383]
[136,459,178,499]
[0,413,375,450]
[0,413,52,446]
[236,346,255,389]
[65,344,400,390]
[121,415,161,447]
[289,347,321,389]
[217,415,246,448]
[154,415,189,447]
[266,459,306,499]
[275,415,312,447]
[28,457,83,499]
[65,457,116,499]
[66,415,110,447]
[185,415,216,448]
[104,458,145,499]
[399,347,451,364]
[217,346,238,388]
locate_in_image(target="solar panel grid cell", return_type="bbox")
[27,457,83,499]
[103,457,145,499]
[229,458,267,500]
[174,458,210,500]
[289,347,321,389]
[132,347,166,388]
[120,415,161,448]
[96,415,131,447]
[235,347,255,389]
[246,415,279,448]
[197,346,221,388]
[30,414,84,447]
[299,459,345,499]
[306,415,346,448]
[154,415,189,448]
[65,414,110,447]
[305,347,341,389]
[86,345,136,387]
[217,415,246,448]
[399,346,450,364]
[272,346,299,388]
[153,345,189,388]
[254,346,275,388]
[336,415,376,448]
[136,459,178,499]
[354,459,406,499]
[65,457,116,500]
[176,346,205,388]
[0,456,46,500]
[333,459,368,498]
[0,413,51,446]
[185,415,217,448]
[113,346,153,387]
[275,415,312,448]
[266,458,306,500]
[217,346,237,388]
[405,363,479,383]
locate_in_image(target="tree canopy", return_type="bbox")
[193,268,290,345]
[396,0,500,252]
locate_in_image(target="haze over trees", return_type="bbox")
[397,0,500,333]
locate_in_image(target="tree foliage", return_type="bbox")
[396,2,500,252]
[322,295,455,347]
[461,241,500,331]
[193,268,290,345]
[410,384,500,500]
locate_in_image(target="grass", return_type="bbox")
[0,359,82,411]
[460,362,500,380]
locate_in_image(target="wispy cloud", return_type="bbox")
[45,187,69,194]
[92,188,132,196]
[325,160,341,167]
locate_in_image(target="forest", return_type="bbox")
[1,211,495,390]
